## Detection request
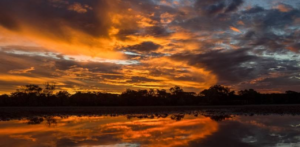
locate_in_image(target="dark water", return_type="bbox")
[1,112,300,147]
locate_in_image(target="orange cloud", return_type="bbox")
[67,2,92,13]
[230,26,241,33]
[0,0,297,94]
[9,135,36,142]
[275,4,292,12]
[237,21,245,25]
[8,67,35,74]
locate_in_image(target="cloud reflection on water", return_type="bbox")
[0,114,299,147]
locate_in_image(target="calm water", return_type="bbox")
[1,113,300,147]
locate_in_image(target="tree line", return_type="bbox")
[0,83,300,106]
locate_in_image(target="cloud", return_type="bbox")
[230,26,241,33]
[171,48,300,91]
[171,49,258,84]
[126,42,162,52]
[67,2,92,13]
[9,135,36,142]
[275,3,293,12]
[194,0,244,16]
[0,0,122,59]
[287,43,300,53]
[0,0,299,93]
[8,67,35,74]
[0,14,20,31]
[225,0,244,13]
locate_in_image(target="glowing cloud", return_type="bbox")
[8,67,35,74]
[275,4,293,12]
[230,26,241,33]
[0,0,299,93]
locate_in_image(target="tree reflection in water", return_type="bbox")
[0,108,300,147]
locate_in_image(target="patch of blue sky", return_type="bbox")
[243,0,300,9]
[1,49,140,65]
[250,50,300,62]
[2,49,61,59]
[122,51,140,56]
[66,55,140,65]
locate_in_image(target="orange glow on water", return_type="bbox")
[0,115,218,147]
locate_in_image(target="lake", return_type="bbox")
[0,106,300,147]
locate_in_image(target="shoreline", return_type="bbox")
[1,105,300,121]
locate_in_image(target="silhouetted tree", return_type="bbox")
[43,82,56,97]
[0,94,9,106]
[23,84,43,95]
[286,91,300,103]
[200,85,235,104]
[170,86,183,95]
[56,91,70,106]
[1,84,300,106]
[239,89,261,104]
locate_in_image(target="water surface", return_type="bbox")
[1,111,300,147]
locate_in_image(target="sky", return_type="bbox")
[0,0,299,94]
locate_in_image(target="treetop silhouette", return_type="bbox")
[0,84,299,106]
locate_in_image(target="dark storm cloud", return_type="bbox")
[194,0,244,15]
[240,6,300,31]
[0,13,20,31]
[127,76,161,83]
[222,4,300,57]
[174,0,244,32]
[0,0,299,92]
[171,49,257,84]
[176,1,300,53]
[171,49,300,85]
[225,0,243,13]
[244,6,265,14]
[239,76,300,92]
[145,26,171,37]
[127,42,162,52]
[175,15,231,32]
[0,0,111,39]
[244,32,288,51]
[245,9,300,30]
[263,76,300,86]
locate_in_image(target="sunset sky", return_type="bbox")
[0,0,299,94]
